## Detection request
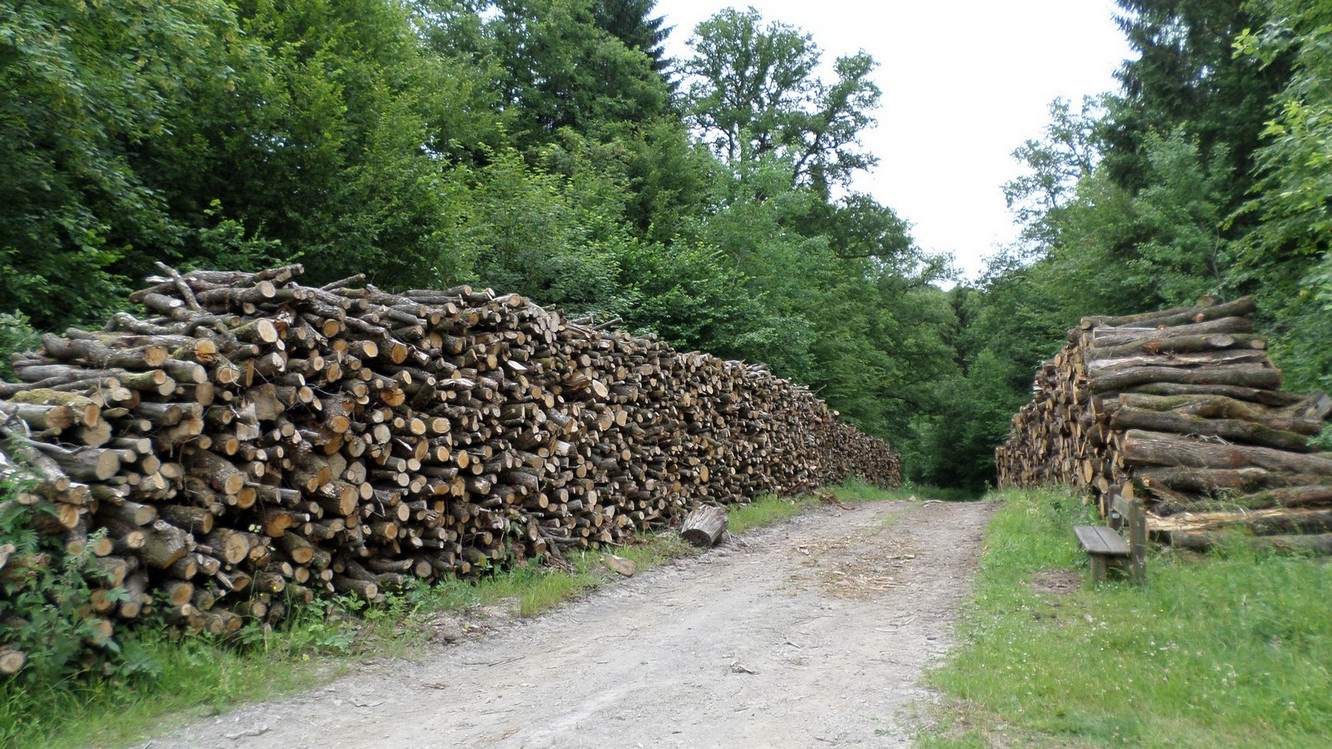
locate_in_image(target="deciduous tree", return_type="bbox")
[682,7,879,194]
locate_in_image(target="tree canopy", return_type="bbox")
[682,8,879,194]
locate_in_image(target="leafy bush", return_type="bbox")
[0,478,122,685]
[0,312,41,380]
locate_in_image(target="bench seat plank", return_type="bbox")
[1074,525,1131,556]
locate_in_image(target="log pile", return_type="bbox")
[0,264,900,654]
[996,297,1332,551]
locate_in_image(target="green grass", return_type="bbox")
[724,477,944,535]
[473,560,602,618]
[0,629,331,749]
[602,532,699,570]
[726,493,816,534]
[834,477,906,501]
[921,487,1332,749]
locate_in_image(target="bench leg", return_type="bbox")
[1089,554,1107,585]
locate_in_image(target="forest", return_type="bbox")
[2,0,1329,491]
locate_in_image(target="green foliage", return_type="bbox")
[1105,0,1284,203]
[0,0,243,327]
[1131,129,1234,300]
[433,0,670,151]
[187,201,290,274]
[0,312,40,381]
[913,349,1027,491]
[945,0,1331,496]
[682,7,880,194]
[924,487,1332,747]
[1233,0,1332,393]
[1055,127,1234,308]
[457,145,627,314]
[0,0,937,481]
[590,0,671,76]
[195,0,474,288]
[1003,96,1105,251]
[0,481,120,687]
[613,238,768,352]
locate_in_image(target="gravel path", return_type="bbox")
[142,499,995,749]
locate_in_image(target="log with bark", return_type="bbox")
[680,504,728,547]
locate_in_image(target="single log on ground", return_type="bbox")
[680,504,728,547]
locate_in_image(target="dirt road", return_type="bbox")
[144,499,995,748]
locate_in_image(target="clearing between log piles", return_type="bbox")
[145,499,996,749]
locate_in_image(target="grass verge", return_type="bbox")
[726,493,817,534]
[920,486,1332,749]
[5,480,895,748]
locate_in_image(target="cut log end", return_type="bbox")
[680,504,728,548]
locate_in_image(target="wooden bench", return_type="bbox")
[1074,493,1146,584]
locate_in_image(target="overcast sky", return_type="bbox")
[657,1,1135,279]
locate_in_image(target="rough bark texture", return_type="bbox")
[997,296,1332,552]
[680,504,728,547]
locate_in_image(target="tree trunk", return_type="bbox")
[1089,363,1281,394]
[1109,407,1311,452]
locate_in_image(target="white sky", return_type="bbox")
[657,0,1135,279]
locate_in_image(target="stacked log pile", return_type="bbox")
[0,264,900,652]
[995,297,1332,551]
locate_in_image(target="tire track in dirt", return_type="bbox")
[143,499,995,749]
